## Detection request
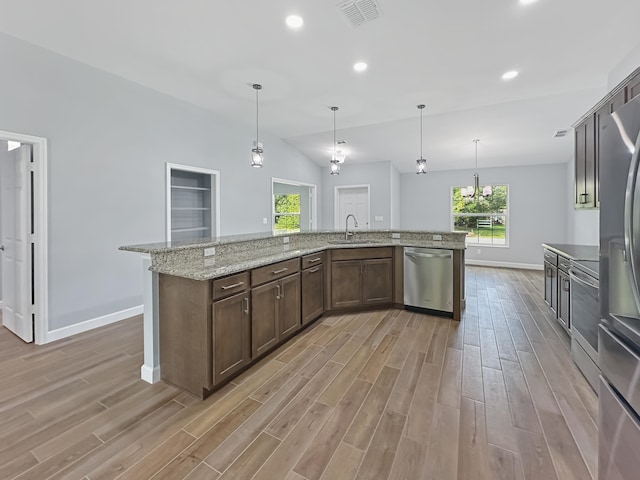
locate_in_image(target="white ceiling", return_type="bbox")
[0,0,639,172]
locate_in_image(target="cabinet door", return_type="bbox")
[362,258,393,306]
[558,270,570,330]
[331,260,363,309]
[575,120,587,206]
[595,91,625,207]
[584,114,596,208]
[302,266,324,325]
[251,281,279,358]
[212,292,250,385]
[544,261,557,312]
[627,72,640,102]
[279,273,301,338]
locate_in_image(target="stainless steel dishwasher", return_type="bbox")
[404,247,453,314]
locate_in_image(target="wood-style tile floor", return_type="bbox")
[0,266,597,480]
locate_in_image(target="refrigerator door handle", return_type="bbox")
[624,130,640,312]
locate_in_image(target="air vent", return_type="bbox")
[338,0,382,27]
[553,129,570,138]
[337,140,348,145]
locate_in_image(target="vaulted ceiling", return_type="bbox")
[1,0,639,171]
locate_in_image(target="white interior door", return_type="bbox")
[1,144,32,342]
[335,186,370,229]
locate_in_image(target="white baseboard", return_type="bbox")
[465,259,543,270]
[141,364,161,384]
[44,305,143,343]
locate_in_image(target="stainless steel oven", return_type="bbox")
[569,259,600,391]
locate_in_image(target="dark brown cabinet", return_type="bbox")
[543,249,572,333]
[301,252,324,325]
[212,291,250,385]
[362,258,393,305]
[628,71,640,102]
[595,90,626,207]
[330,247,393,310]
[558,270,571,330]
[251,258,301,358]
[544,261,557,313]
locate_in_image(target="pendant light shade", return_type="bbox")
[251,83,264,168]
[416,104,427,174]
[330,106,341,175]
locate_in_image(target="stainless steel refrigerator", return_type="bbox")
[599,95,640,480]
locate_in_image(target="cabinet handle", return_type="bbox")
[307,258,322,263]
[243,297,249,314]
[220,281,244,290]
[563,279,570,291]
[280,284,285,299]
[308,267,320,273]
[276,284,281,300]
[272,268,288,275]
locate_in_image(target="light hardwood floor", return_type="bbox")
[0,266,597,479]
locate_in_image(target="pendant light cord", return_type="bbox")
[420,108,423,159]
[255,87,259,146]
[333,108,337,158]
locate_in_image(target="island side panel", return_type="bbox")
[393,246,404,307]
[453,249,465,321]
[159,274,212,397]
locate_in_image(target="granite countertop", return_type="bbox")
[542,243,599,262]
[152,238,464,281]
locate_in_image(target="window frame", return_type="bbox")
[450,184,510,248]
[271,177,317,234]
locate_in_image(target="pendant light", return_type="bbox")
[250,83,264,168]
[473,139,480,197]
[416,104,427,174]
[330,106,340,175]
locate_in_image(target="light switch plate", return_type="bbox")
[433,234,442,241]
[262,217,268,225]
[204,258,216,267]
[391,233,401,239]
[204,247,216,257]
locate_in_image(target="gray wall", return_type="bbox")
[0,140,5,300]
[390,163,400,229]
[608,40,640,89]
[0,32,321,330]
[400,163,568,266]
[320,161,393,229]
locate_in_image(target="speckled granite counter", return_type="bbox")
[542,243,599,262]
[122,230,466,281]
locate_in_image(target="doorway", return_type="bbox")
[334,185,370,230]
[0,130,48,344]
[271,178,317,233]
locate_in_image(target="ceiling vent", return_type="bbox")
[553,129,570,138]
[338,0,382,27]
[337,140,348,145]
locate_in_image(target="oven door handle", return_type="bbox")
[568,268,599,289]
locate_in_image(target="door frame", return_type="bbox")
[271,177,318,232]
[165,163,221,241]
[334,184,371,229]
[0,130,48,345]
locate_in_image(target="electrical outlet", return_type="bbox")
[204,247,216,257]
[392,233,401,239]
[375,216,383,222]
[204,258,216,267]
[477,249,482,254]
[433,234,442,241]
[262,217,268,225]
[283,236,289,244]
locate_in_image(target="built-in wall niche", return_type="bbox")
[166,163,220,242]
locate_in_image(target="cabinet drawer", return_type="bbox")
[331,247,393,261]
[543,250,558,266]
[251,258,300,286]
[213,272,249,300]
[302,251,324,269]
[558,255,571,273]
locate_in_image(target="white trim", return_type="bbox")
[44,305,143,343]
[334,184,371,229]
[465,259,543,270]
[271,177,318,232]
[0,130,48,345]
[166,163,221,241]
[141,365,161,384]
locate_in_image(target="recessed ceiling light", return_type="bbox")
[519,0,538,5]
[285,15,304,29]
[502,70,519,80]
[353,62,368,72]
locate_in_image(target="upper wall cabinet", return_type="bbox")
[574,67,640,210]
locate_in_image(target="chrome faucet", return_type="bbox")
[345,214,359,240]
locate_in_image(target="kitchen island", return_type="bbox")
[122,230,466,397]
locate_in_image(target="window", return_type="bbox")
[274,193,301,233]
[451,185,508,246]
